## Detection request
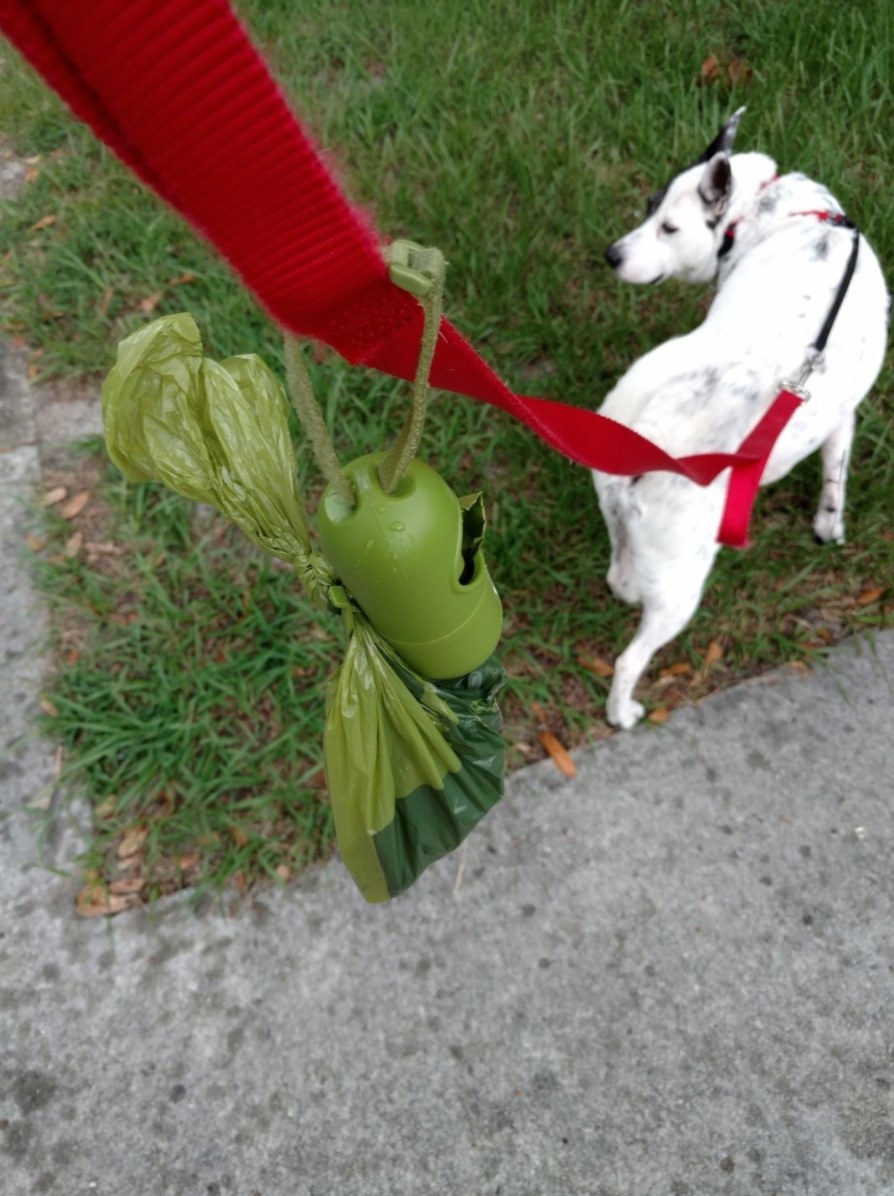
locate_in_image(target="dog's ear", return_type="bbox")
[696,106,746,165]
[697,153,733,221]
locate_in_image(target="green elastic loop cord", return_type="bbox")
[378,242,446,494]
[283,241,445,503]
[283,335,354,509]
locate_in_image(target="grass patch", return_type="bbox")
[34,445,335,909]
[3,0,893,905]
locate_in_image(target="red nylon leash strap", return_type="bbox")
[0,0,794,547]
[0,0,392,329]
[716,388,804,547]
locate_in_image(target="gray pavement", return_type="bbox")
[2,340,894,1196]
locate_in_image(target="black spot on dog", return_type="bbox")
[646,182,670,217]
[695,367,720,393]
[813,235,830,261]
[758,191,779,215]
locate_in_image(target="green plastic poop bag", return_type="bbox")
[101,311,506,903]
[324,601,504,902]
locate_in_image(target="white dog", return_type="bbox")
[594,109,888,729]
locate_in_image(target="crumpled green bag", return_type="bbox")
[101,313,505,902]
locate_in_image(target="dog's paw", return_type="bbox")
[606,696,645,730]
[812,509,846,544]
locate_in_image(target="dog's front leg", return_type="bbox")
[813,413,855,544]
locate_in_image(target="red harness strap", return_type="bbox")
[0,0,801,547]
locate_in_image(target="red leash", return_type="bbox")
[0,0,803,546]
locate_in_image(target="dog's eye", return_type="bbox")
[660,221,679,235]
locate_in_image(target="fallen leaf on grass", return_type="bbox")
[229,825,250,848]
[108,876,146,896]
[64,531,83,558]
[694,640,724,683]
[648,707,670,725]
[727,56,753,87]
[577,653,614,678]
[699,52,753,88]
[275,864,291,883]
[138,291,164,314]
[700,54,722,84]
[41,486,67,506]
[25,533,47,551]
[704,641,723,667]
[856,586,885,606]
[30,213,57,232]
[660,661,693,678]
[38,696,59,717]
[538,730,577,778]
[60,489,90,519]
[76,875,133,917]
[117,825,149,860]
[167,271,196,286]
[84,540,127,564]
[108,607,140,625]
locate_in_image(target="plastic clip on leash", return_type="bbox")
[780,352,822,403]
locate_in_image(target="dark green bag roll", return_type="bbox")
[324,602,505,902]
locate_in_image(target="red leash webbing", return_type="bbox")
[716,388,804,547]
[0,0,797,547]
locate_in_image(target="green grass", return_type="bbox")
[3,0,893,904]
[33,448,334,900]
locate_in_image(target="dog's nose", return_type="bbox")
[604,243,624,270]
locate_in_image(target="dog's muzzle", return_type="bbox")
[604,243,624,270]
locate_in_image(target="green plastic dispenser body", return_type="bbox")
[316,453,502,679]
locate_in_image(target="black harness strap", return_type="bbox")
[811,215,860,354]
[717,210,860,353]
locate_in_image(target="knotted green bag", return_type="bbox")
[101,313,504,902]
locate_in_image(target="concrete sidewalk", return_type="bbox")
[2,343,894,1196]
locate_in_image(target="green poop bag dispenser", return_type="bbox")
[316,451,502,680]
